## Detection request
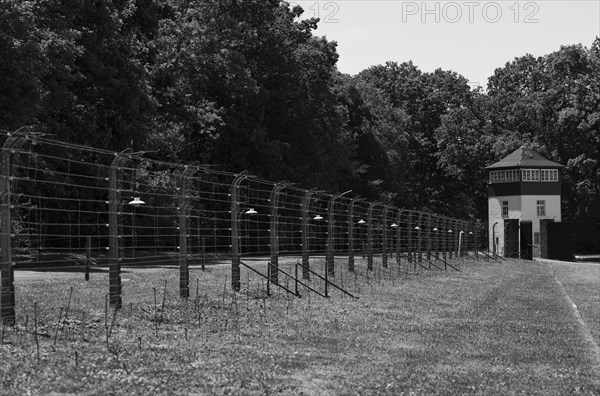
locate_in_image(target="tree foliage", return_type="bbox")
[1,0,598,249]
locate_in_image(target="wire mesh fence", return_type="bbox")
[1,128,492,325]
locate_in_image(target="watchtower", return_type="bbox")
[486,146,563,259]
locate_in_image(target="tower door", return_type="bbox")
[520,221,533,260]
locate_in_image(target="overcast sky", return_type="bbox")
[292,0,600,89]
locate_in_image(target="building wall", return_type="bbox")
[488,194,560,257]
[520,195,561,258]
[488,195,521,255]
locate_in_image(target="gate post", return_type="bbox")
[230,172,248,292]
[269,182,287,284]
[1,129,30,325]
[179,165,199,298]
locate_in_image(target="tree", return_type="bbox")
[0,0,45,129]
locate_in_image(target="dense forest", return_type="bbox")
[1,0,599,250]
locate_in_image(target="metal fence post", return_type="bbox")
[382,205,390,268]
[407,210,414,265]
[396,210,406,267]
[474,223,480,260]
[85,236,91,281]
[301,189,317,280]
[230,172,248,292]
[348,197,361,272]
[416,211,423,265]
[426,213,432,262]
[447,218,453,260]
[442,217,448,269]
[454,219,460,258]
[367,202,379,271]
[270,182,286,285]
[326,194,340,277]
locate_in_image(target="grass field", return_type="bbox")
[1,255,599,395]
[545,260,600,349]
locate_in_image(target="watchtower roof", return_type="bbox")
[485,146,564,169]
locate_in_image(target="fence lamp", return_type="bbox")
[128,197,145,207]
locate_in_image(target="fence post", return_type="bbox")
[230,172,248,292]
[270,182,286,285]
[474,223,480,260]
[416,211,423,265]
[301,189,317,280]
[396,210,406,267]
[442,217,448,269]
[406,211,414,266]
[367,202,379,271]
[326,194,340,278]
[348,197,361,272]
[1,130,29,325]
[108,150,132,309]
[200,237,206,269]
[432,216,439,262]
[454,219,460,258]
[426,213,432,263]
[447,218,453,260]
[382,205,391,268]
[179,165,199,298]
[85,236,91,281]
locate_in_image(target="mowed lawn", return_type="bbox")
[546,260,600,347]
[1,257,599,395]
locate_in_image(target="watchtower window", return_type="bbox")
[505,169,520,182]
[522,169,540,181]
[489,171,505,183]
[540,169,558,182]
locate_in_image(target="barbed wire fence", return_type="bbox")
[0,128,493,325]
